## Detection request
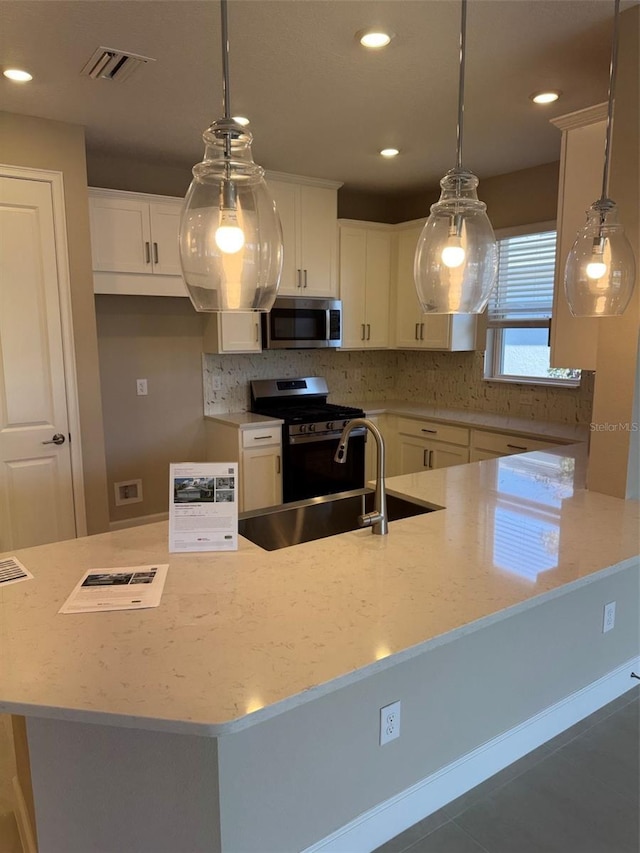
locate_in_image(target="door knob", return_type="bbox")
[42,433,66,445]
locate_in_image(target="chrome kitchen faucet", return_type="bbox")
[335,418,388,536]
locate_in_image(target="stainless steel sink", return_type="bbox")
[239,488,437,551]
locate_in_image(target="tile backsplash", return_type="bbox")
[203,349,594,425]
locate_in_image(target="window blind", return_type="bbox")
[488,230,557,325]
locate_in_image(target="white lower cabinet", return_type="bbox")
[242,446,282,512]
[395,417,470,474]
[397,435,469,474]
[206,420,282,512]
[203,313,262,354]
[470,429,559,459]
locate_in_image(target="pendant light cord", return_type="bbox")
[455,0,467,171]
[220,0,232,161]
[600,0,620,203]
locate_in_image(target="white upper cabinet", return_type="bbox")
[89,188,187,296]
[339,221,392,349]
[268,175,341,298]
[203,313,262,354]
[394,222,483,352]
[549,104,607,371]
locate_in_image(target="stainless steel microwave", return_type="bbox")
[261,297,342,349]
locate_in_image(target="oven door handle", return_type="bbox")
[288,428,367,445]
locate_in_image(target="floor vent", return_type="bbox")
[81,46,155,82]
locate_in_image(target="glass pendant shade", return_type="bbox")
[179,118,283,311]
[564,199,635,317]
[414,168,498,313]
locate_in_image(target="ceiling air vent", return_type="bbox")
[81,47,155,83]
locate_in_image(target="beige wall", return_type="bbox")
[86,148,192,198]
[0,112,109,534]
[588,4,640,499]
[391,161,560,228]
[95,295,207,523]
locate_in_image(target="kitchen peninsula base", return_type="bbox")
[18,560,640,853]
[2,447,639,851]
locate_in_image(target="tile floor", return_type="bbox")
[375,689,640,853]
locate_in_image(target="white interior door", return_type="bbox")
[0,175,77,550]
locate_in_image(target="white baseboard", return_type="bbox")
[304,655,640,853]
[12,776,36,853]
[109,511,168,532]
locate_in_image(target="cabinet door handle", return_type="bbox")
[254,435,274,440]
[276,455,281,474]
[421,428,437,434]
[423,449,429,467]
[367,323,371,340]
[361,323,366,341]
[420,323,425,340]
[507,443,528,451]
[297,269,301,288]
[429,450,434,468]
[255,322,259,342]
[145,241,151,264]
[303,269,308,288]
[153,242,159,264]
[415,322,420,340]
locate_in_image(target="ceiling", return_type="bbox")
[0,0,635,193]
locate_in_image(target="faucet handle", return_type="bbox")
[359,511,383,528]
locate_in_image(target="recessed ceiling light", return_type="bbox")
[530,90,561,104]
[3,68,33,82]
[233,116,250,126]
[380,148,399,158]
[357,29,394,49]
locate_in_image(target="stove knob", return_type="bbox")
[327,421,334,431]
[343,420,349,428]
[299,424,307,434]
[308,423,316,432]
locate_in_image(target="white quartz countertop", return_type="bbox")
[204,412,284,429]
[357,401,589,443]
[1,446,637,736]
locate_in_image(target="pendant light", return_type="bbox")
[414,0,497,314]
[179,0,283,312]
[564,0,635,317]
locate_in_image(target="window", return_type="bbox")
[484,224,580,386]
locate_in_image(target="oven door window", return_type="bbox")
[271,309,326,342]
[283,436,365,503]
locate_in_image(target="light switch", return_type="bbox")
[136,379,148,396]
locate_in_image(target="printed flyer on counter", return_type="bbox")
[169,462,238,552]
[59,564,169,614]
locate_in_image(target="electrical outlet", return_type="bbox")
[211,376,222,391]
[379,700,401,745]
[136,378,148,396]
[603,601,616,633]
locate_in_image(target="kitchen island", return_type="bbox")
[1,446,639,852]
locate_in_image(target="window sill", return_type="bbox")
[483,375,581,389]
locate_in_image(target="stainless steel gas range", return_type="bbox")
[250,377,366,503]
